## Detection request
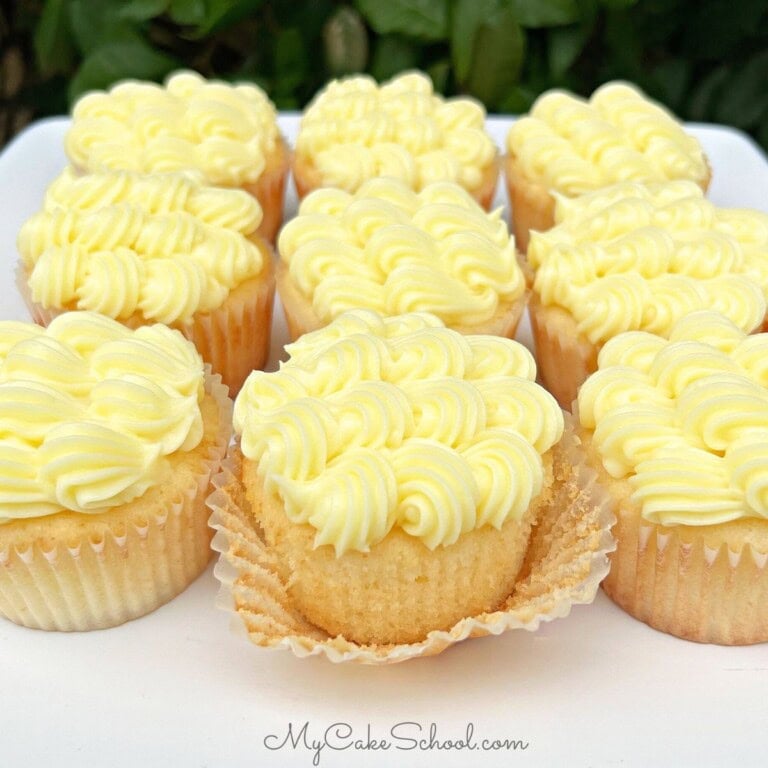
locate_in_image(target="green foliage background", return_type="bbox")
[1,0,767,150]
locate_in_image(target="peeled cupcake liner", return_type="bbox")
[291,152,501,212]
[0,370,233,632]
[207,416,615,664]
[574,419,768,645]
[16,255,275,397]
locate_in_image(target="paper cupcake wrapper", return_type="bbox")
[16,259,275,397]
[241,137,290,243]
[0,371,232,632]
[528,295,598,411]
[207,416,615,664]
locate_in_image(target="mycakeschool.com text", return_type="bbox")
[263,721,531,766]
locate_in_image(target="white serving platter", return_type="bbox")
[1,115,767,768]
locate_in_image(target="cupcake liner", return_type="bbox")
[0,371,232,632]
[577,420,768,645]
[17,253,275,396]
[503,154,555,253]
[207,416,615,664]
[292,153,500,212]
[241,137,290,243]
[528,294,598,410]
[276,261,528,344]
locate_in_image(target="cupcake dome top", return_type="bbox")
[506,82,708,196]
[528,181,768,344]
[234,310,563,555]
[278,177,525,326]
[65,70,280,186]
[578,311,768,526]
[0,312,205,521]
[18,168,267,324]
[295,71,496,193]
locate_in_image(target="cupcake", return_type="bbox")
[0,311,231,631]
[505,82,711,250]
[208,310,615,662]
[294,71,499,208]
[16,167,275,395]
[577,311,768,645]
[526,180,768,408]
[277,177,527,341]
[64,70,289,241]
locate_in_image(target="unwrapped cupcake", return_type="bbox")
[208,310,615,663]
[64,70,288,241]
[277,177,527,340]
[294,71,499,208]
[17,168,275,394]
[505,82,710,250]
[0,311,231,631]
[526,180,768,407]
[577,311,768,645]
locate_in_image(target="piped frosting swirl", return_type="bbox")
[529,181,768,344]
[279,177,524,326]
[296,71,496,193]
[578,311,768,526]
[506,82,708,195]
[0,312,205,522]
[234,310,563,555]
[65,70,280,186]
[18,168,266,324]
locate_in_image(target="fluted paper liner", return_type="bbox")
[0,371,232,631]
[207,417,615,664]
[241,137,290,243]
[17,250,275,396]
[576,420,768,645]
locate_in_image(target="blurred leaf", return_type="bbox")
[598,0,638,7]
[68,0,135,55]
[547,23,591,76]
[451,0,498,82]
[509,0,580,27]
[274,28,308,93]
[354,0,449,41]
[35,0,76,75]
[687,65,730,121]
[426,57,450,92]
[650,59,690,111]
[168,0,205,25]
[119,0,169,21]
[191,0,264,37]
[499,83,537,113]
[371,35,418,81]
[465,6,524,108]
[324,7,369,76]
[69,35,179,101]
[715,52,768,129]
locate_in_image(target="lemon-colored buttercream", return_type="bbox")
[0,312,205,522]
[296,71,496,192]
[65,70,279,186]
[506,82,708,195]
[279,178,524,326]
[578,311,768,525]
[529,181,768,344]
[18,168,265,324]
[234,310,563,555]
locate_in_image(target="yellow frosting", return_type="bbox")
[296,71,496,192]
[65,70,280,186]
[234,310,563,555]
[529,181,768,344]
[279,178,524,326]
[578,311,768,526]
[18,168,265,324]
[0,312,205,522]
[506,82,708,195]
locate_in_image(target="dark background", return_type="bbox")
[2,0,767,150]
